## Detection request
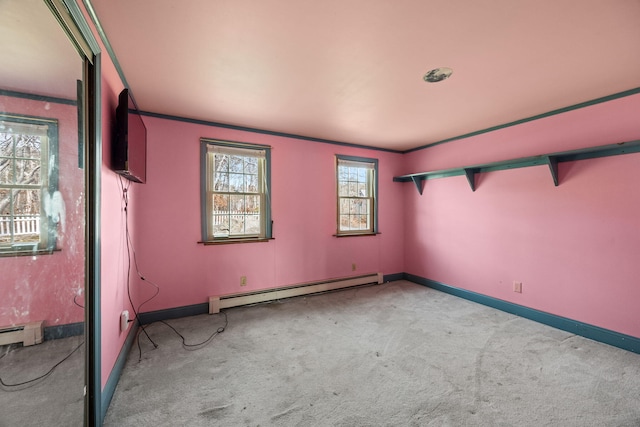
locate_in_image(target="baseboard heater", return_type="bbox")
[209,273,382,314]
[0,321,44,346]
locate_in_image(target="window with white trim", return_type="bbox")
[336,155,378,236]
[201,139,271,242]
[0,114,58,253]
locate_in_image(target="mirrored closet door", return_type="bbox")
[0,0,93,424]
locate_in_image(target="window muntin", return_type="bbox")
[0,115,57,252]
[202,140,271,241]
[336,156,377,235]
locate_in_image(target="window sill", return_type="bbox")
[0,248,60,258]
[333,232,380,238]
[199,237,274,246]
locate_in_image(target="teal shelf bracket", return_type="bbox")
[545,155,559,186]
[464,168,478,191]
[410,176,424,195]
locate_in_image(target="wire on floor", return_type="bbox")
[0,341,84,391]
[159,311,228,351]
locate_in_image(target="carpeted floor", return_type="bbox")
[0,334,84,427]
[104,280,640,426]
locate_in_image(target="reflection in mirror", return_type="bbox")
[0,0,86,425]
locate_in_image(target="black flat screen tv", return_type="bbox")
[113,88,147,183]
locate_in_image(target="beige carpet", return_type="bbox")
[103,280,640,426]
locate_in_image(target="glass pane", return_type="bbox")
[212,215,229,235]
[15,135,41,158]
[348,182,358,197]
[338,166,348,182]
[229,155,244,172]
[339,198,349,215]
[244,174,258,193]
[357,168,366,182]
[214,153,228,173]
[348,167,358,181]
[212,194,229,212]
[213,172,228,191]
[338,182,349,197]
[357,183,367,197]
[244,157,258,174]
[16,159,41,184]
[245,214,260,234]
[229,173,243,192]
[0,133,13,156]
[357,214,370,229]
[14,189,40,215]
[0,214,10,245]
[0,157,13,184]
[245,195,260,214]
[0,188,10,215]
[339,214,350,230]
[229,194,245,212]
[229,213,245,234]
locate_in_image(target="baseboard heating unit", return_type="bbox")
[0,321,44,346]
[209,273,382,314]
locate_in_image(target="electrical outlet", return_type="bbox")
[120,310,130,332]
[352,263,356,271]
[513,281,522,293]
[240,276,247,286]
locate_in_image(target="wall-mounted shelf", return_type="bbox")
[393,140,640,194]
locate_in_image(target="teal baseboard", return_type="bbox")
[101,323,139,422]
[383,273,405,282]
[138,303,209,325]
[405,273,640,354]
[43,322,84,341]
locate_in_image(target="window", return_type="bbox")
[0,114,58,253]
[336,155,378,236]
[201,139,271,242]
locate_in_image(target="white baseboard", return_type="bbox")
[209,273,382,314]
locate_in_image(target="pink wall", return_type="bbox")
[0,94,85,328]
[129,117,405,313]
[403,94,640,338]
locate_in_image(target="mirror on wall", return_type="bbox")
[0,0,87,425]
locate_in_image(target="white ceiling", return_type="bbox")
[12,0,640,152]
[0,0,81,101]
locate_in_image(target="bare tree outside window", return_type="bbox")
[336,156,377,235]
[0,116,52,250]
[202,140,270,242]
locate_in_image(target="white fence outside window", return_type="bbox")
[0,215,40,237]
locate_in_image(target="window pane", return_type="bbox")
[229,213,245,234]
[213,194,229,212]
[14,189,40,215]
[0,214,10,245]
[213,172,228,192]
[0,157,13,184]
[16,159,41,185]
[229,173,243,192]
[229,194,245,212]
[245,214,260,234]
[244,157,258,174]
[0,134,12,157]
[214,154,228,173]
[357,168,366,182]
[348,182,358,197]
[357,183,367,197]
[245,174,258,193]
[229,155,244,173]
[245,195,260,214]
[212,215,229,235]
[15,135,41,158]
